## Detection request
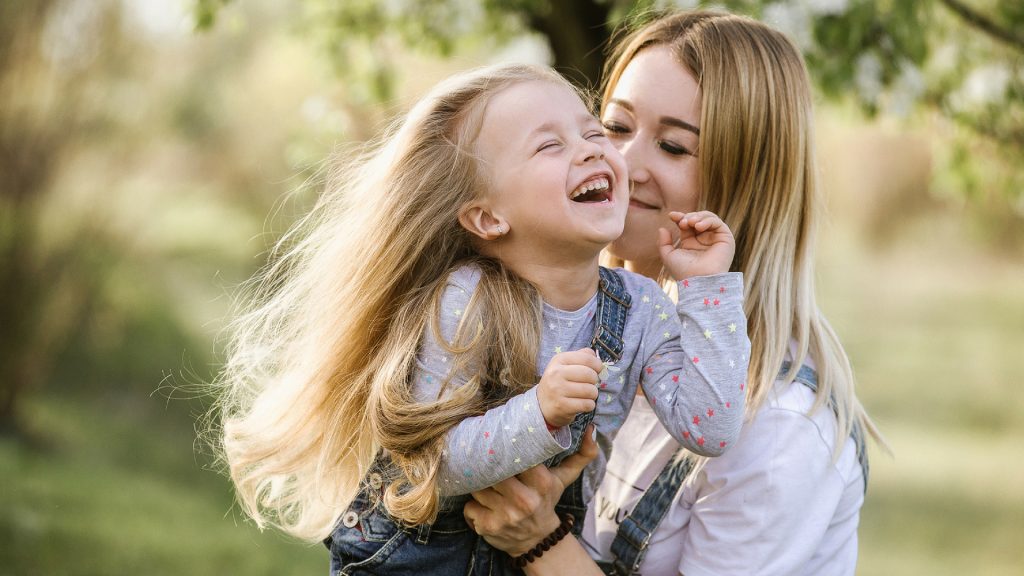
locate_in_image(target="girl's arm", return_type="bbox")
[639,211,750,455]
[413,275,572,496]
[636,272,749,455]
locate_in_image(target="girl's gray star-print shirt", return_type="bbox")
[412,265,750,500]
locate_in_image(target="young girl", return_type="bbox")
[218,63,749,573]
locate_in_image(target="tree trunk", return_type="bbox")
[526,0,613,89]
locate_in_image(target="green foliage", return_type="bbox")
[194,0,233,30]
[193,0,1024,210]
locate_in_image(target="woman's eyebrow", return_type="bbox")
[660,116,700,136]
[606,98,633,112]
[605,98,699,135]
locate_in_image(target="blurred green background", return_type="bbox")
[2,1,1022,575]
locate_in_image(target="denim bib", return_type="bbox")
[598,363,871,576]
[327,267,631,576]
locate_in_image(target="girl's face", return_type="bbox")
[602,46,703,268]
[475,80,629,260]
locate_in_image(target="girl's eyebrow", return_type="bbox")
[528,121,558,138]
[605,98,700,136]
[526,114,599,141]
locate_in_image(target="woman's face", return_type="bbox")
[602,46,702,268]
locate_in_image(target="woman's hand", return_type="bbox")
[659,210,736,280]
[463,425,599,556]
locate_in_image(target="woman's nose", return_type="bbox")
[619,139,650,183]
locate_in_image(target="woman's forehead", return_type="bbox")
[607,46,701,125]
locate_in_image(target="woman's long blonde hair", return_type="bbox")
[216,64,574,541]
[602,11,883,456]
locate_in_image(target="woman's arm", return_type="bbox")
[464,425,604,576]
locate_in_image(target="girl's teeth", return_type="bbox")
[573,177,609,197]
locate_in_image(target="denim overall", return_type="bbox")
[597,363,871,576]
[326,267,631,576]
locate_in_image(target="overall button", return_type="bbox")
[342,510,359,528]
[369,473,383,490]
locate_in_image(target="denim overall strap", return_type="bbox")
[467,269,634,574]
[599,456,693,576]
[599,363,870,576]
[544,267,631,469]
[779,361,870,492]
[542,266,630,544]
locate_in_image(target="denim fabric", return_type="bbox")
[598,363,871,576]
[326,267,631,575]
[325,481,478,576]
[544,267,630,538]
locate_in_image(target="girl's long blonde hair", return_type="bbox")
[602,11,883,456]
[217,64,574,541]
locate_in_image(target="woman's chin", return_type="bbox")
[609,231,659,264]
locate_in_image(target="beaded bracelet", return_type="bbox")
[508,513,575,569]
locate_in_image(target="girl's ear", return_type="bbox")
[459,201,508,241]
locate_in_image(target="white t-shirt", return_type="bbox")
[582,359,865,576]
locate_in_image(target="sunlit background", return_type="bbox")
[1,1,1022,574]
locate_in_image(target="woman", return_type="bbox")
[463,10,883,576]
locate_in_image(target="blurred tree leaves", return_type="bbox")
[0,0,117,435]
[1,0,318,437]
[198,0,1024,208]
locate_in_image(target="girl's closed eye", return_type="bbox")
[585,130,606,140]
[537,140,562,153]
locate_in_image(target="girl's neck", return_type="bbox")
[508,256,601,310]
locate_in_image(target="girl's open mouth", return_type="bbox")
[570,176,612,203]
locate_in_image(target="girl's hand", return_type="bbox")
[659,210,736,280]
[464,425,598,556]
[536,349,603,428]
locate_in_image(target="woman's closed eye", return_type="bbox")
[659,139,692,156]
[602,122,630,136]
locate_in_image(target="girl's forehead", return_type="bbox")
[481,80,593,134]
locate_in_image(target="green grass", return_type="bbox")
[818,214,1024,575]
[0,393,322,576]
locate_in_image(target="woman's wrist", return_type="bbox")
[508,513,575,568]
[521,526,606,576]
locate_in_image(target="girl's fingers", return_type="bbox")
[556,365,599,386]
[567,398,597,414]
[694,215,720,232]
[567,382,599,401]
[658,226,673,248]
[556,349,605,373]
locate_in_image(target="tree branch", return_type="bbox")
[938,0,1024,52]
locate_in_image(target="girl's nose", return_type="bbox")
[577,138,605,164]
